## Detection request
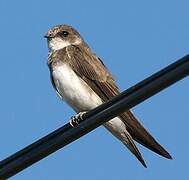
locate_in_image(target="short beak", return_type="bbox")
[44,33,54,39]
[44,35,49,38]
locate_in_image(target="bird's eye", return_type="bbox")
[59,31,69,37]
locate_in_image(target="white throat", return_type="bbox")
[48,37,71,51]
[48,37,82,51]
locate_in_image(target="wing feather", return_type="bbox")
[65,45,172,159]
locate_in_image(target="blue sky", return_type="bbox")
[0,0,188,179]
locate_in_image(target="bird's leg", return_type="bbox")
[69,111,87,127]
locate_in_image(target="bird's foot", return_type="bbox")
[69,111,87,127]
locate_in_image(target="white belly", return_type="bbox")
[52,63,128,143]
[52,63,103,112]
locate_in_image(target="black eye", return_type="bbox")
[59,31,69,37]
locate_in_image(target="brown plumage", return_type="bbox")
[46,24,172,167]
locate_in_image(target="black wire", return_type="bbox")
[0,54,188,179]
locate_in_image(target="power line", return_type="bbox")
[0,54,188,179]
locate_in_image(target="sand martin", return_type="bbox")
[45,24,172,167]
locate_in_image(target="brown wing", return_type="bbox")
[66,45,172,159]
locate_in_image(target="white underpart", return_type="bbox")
[52,63,130,145]
[49,37,82,51]
[49,37,71,51]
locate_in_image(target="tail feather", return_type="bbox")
[104,118,147,167]
[120,110,172,159]
[122,130,147,167]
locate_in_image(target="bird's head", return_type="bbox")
[45,24,83,51]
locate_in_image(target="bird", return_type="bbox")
[44,24,172,167]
